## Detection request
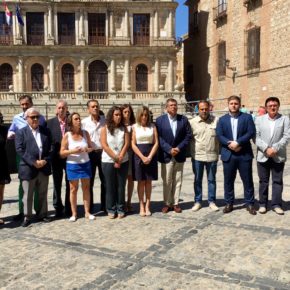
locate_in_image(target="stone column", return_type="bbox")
[78,9,85,45]
[110,59,116,91]
[47,5,54,44]
[80,59,86,92]
[168,59,173,91]
[105,12,109,45]
[124,10,129,38]
[109,11,114,38]
[154,58,159,92]
[154,10,159,38]
[18,57,24,92]
[49,57,55,92]
[124,59,130,91]
[168,10,173,38]
[54,7,58,44]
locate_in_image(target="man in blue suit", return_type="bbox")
[156,98,192,213]
[15,108,52,227]
[216,95,256,215]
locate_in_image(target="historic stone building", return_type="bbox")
[0,0,179,96]
[184,0,290,110]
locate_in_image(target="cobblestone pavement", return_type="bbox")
[1,146,290,290]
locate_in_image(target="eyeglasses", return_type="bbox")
[29,115,39,120]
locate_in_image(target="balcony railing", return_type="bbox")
[133,35,150,46]
[27,35,44,45]
[0,35,13,45]
[58,35,75,45]
[213,2,227,21]
[88,35,106,45]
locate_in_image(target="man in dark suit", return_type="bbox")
[15,108,52,227]
[156,98,192,213]
[216,95,256,215]
[47,100,71,217]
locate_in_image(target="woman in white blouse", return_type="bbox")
[100,106,129,219]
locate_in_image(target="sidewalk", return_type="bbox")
[1,146,290,289]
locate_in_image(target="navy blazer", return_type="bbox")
[15,125,52,180]
[216,112,255,162]
[156,113,192,163]
[47,116,66,160]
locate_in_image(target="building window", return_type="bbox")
[0,12,12,45]
[58,13,75,45]
[88,13,106,45]
[62,64,74,91]
[133,14,150,46]
[213,0,227,21]
[88,60,108,92]
[0,63,12,91]
[26,13,44,45]
[218,41,226,79]
[136,64,148,91]
[31,63,44,91]
[246,27,260,70]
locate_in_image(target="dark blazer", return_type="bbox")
[156,113,192,163]
[216,112,255,162]
[15,125,52,180]
[47,116,65,160]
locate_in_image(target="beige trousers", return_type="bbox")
[161,160,184,206]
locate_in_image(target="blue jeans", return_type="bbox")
[102,161,129,215]
[191,159,217,203]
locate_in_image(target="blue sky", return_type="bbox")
[175,0,188,38]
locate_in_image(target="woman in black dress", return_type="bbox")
[0,113,11,224]
[131,106,158,216]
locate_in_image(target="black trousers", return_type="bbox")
[257,159,285,208]
[89,151,106,212]
[52,157,71,216]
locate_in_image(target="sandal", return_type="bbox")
[86,214,96,220]
[69,216,77,222]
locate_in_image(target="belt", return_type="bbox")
[93,149,103,153]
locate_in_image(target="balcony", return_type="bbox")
[88,35,106,46]
[133,36,150,46]
[108,37,131,46]
[213,2,227,22]
[244,0,262,9]
[27,35,44,45]
[58,35,75,45]
[0,35,13,45]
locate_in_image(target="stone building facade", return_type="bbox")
[0,0,179,95]
[184,0,290,110]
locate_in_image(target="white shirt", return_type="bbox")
[81,115,105,150]
[267,114,277,138]
[29,125,42,159]
[167,113,177,137]
[230,114,238,141]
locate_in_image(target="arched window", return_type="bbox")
[88,60,108,92]
[0,63,13,91]
[62,63,74,91]
[136,64,148,91]
[31,63,44,91]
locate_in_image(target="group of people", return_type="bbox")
[0,94,289,227]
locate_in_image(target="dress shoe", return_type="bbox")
[273,207,284,215]
[246,205,257,215]
[41,217,52,223]
[173,205,182,213]
[54,211,64,219]
[13,213,24,221]
[21,219,31,227]
[223,204,233,214]
[162,205,171,214]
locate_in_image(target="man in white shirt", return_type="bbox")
[82,100,106,213]
[255,97,290,215]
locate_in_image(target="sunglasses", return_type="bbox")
[29,115,40,120]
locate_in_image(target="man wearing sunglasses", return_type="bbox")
[8,95,46,222]
[15,108,52,227]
